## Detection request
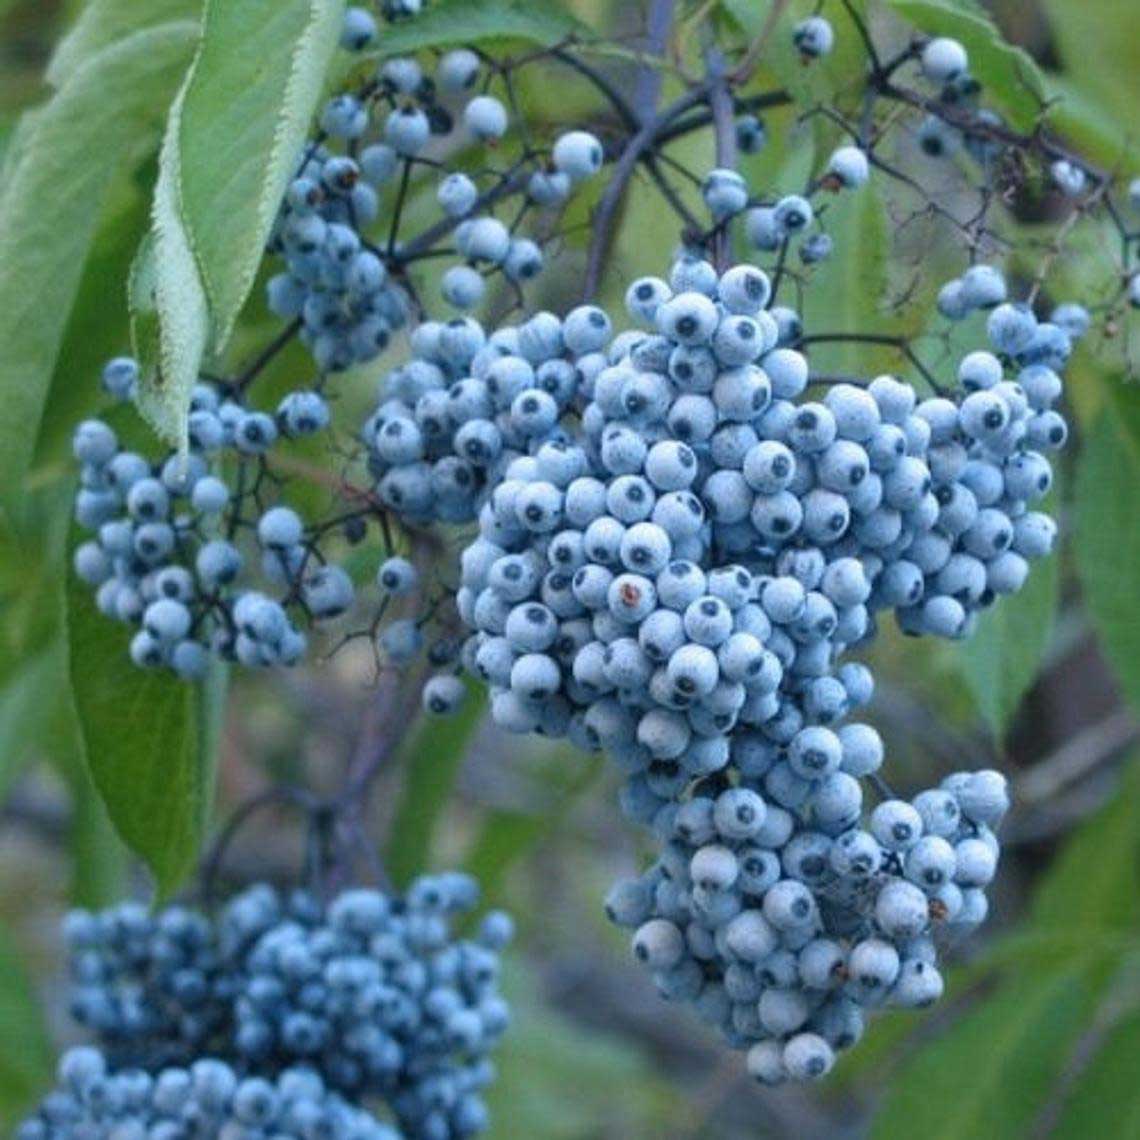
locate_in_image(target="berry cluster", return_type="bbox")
[605,768,1008,1082]
[17,1050,398,1140]
[268,3,605,374]
[348,238,1062,1078]
[72,373,352,678]
[353,223,1073,1070]
[53,875,511,1139]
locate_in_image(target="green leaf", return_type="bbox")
[1043,75,1135,171]
[68,771,130,910]
[0,928,54,1131]
[135,85,210,454]
[371,0,590,54]
[1039,0,1140,143]
[466,753,603,904]
[1052,1010,1140,1138]
[1074,398,1140,712]
[487,962,679,1138]
[871,960,1103,1140]
[466,810,546,904]
[0,19,198,504]
[1031,755,1140,937]
[176,0,346,348]
[0,640,68,797]
[871,763,1140,1137]
[884,0,1048,130]
[385,679,484,886]
[47,0,199,87]
[35,181,153,469]
[66,555,225,897]
[800,184,892,374]
[955,507,1060,735]
[137,0,347,449]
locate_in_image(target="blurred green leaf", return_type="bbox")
[1039,0,1140,143]
[1074,397,1140,712]
[1043,75,1135,170]
[0,17,197,505]
[885,0,1048,130]
[871,960,1102,1140]
[0,927,54,1131]
[0,481,85,797]
[1052,1009,1140,1138]
[1031,756,1140,936]
[721,0,871,112]
[487,960,678,1139]
[466,810,544,904]
[800,184,892,375]
[955,510,1060,736]
[66,559,224,898]
[873,758,1140,1135]
[34,183,152,469]
[68,767,129,909]
[467,752,604,903]
[371,0,591,54]
[386,679,484,885]
[0,640,67,796]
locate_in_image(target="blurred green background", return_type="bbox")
[1,0,1140,1137]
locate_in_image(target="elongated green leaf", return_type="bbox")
[0,928,54,1131]
[68,768,130,910]
[372,0,590,54]
[467,754,604,904]
[956,507,1060,736]
[66,558,223,897]
[0,641,67,796]
[872,760,1140,1137]
[47,0,199,87]
[1044,75,1135,171]
[178,0,346,347]
[467,811,546,905]
[0,20,198,505]
[386,679,484,886]
[136,85,210,454]
[137,0,346,449]
[1074,399,1140,712]
[1053,1010,1140,1138]
[885,0,1048,130]
[871,961,1101,1140]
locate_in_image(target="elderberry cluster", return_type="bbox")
[71,370,353,677]
[605,767,1007,1081]
[352,236,1068,1080]
[17,1050,398,1140]
[54,875,511,1140]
